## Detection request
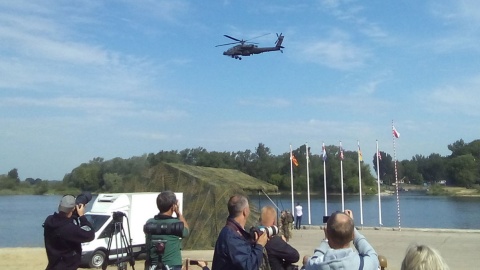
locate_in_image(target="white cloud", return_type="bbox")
[423,74,480,116]
[296,37,368,70]
[427,0,480,52]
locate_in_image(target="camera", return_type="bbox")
[323,215,330,223]
[76,191,92,206]
[324,211,345,223]
[250,225,279,239]
[72,192,92,220]
[143,221,185,238]
[189,260,199,265]
[113,211,126,222]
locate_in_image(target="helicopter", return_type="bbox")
[216,33,285,60]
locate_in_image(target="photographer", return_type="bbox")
[261,206,299,270]
[43,194,95,270]
[212,195,268,270]
[144,191,189,270]
[304,210,378,270]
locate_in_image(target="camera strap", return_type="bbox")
[225,219,250,239]
[358,255,364,270]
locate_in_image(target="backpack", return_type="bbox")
[286,211,294,223]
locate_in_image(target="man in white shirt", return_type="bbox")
[295,202,303,230]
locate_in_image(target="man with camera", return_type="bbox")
[261,206,300,270]
[212,194,269,270]
[43,194,95,270]
[304,209,378,270]
[144,191,189,270]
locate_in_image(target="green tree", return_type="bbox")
[400,160,423,184]
[103,173,124,193]
[34,181,49,195]
[8,168,20,183]
[447,154,477,187]
[448,139,468,157]
[64,159,102,191]
[372,151,394,185]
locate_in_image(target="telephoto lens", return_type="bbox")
[76,192,92,205]
[259,225,279,237]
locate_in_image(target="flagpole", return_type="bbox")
[322,142,328,217]
[358,141,364,227]
[392,121,401,231]
[339,141,345,211]
[306,143,311,225]
[290,144,295,215]
[376,140,383,226]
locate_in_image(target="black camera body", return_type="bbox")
[323,215,330,223]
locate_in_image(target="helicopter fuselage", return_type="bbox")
[223,45,280,57]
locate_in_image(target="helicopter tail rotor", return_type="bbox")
[275,33,284,49]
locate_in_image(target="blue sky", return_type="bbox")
[1,0,479,180]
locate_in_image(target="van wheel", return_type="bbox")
[89,250,106,268]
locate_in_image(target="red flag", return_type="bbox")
[377,151,382,161]
[292,154,299,167]
[393,126,400,138]
[339,147,344,160]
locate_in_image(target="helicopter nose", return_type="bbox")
[223,51,228,55]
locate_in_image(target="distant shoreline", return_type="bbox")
[258,186,480,197]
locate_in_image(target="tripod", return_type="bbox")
[102,212,136,270]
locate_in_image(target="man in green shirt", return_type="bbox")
[144,191,189,270]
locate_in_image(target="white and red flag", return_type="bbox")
[393,126,400,138]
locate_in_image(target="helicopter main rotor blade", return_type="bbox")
[224,35,241,42]
[245,33,271,42]
[215,41,241,47]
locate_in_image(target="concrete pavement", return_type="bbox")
[182,226,480,270]
[1,227,478,269]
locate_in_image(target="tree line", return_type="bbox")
[1,139,479,194]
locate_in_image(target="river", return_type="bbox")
[1,193,479,248]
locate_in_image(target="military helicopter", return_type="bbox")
[216,33,285,60]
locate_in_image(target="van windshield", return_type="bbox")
[85,214,110,232]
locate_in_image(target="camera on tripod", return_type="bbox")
[102,211,136,270]
[113,211,126,222]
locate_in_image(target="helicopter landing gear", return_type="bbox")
[232,56,242,60]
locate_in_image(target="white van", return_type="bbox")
[80,192,183,268]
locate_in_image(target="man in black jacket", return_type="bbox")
[261,206,300,270]
[43,194,95,270]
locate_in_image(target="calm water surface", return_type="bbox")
[251,192,480,229]
[1,194,479,248]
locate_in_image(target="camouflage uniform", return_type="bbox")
[280,210,293,241]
